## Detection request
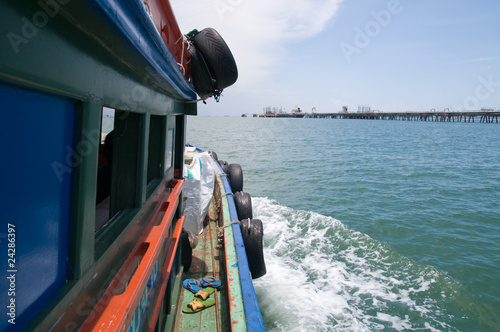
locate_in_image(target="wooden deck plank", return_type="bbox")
[172,173,248,332]
[173,203,224,331]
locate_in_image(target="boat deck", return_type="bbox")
[171,197,230,331]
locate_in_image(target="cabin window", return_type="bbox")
[95,107,115,232]
[165,127,174,172]
[147,115,164,194]
[95,108,144,235]
[109,110,141,215]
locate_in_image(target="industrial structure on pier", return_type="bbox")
[247,107,500,123]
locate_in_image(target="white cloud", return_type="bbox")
[440,57,500,66]
[171,0,343,88]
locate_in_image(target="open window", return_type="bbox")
[94,111,174,245]
[95,107,115,232]
[95,108,144,234]
[147,115,165,196]
[165,127,174,174]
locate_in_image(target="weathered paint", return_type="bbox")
[216,175,248,331]
[148,214,185,332]
[173,157,265,331]
[81,180,183,331]
[1,1,195,331]
[219,173,266,331]
[174,206,221,331]
[82,0,196,100]
[128,259,160,332]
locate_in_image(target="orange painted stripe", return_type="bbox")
[81,179,183,331]
[147,214,185,332]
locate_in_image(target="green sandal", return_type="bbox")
[194,287,215,300]
[182,298,215,313]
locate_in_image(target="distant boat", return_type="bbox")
[260,107,305,118]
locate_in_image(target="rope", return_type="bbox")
[180,31,224,103]
[176,35,187,76]
[142,1,153,19]
[221,221,240,228]
[186,98,206,103]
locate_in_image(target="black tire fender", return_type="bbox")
[227,163,243,193]
[208,151,218,161]
[188,43,215,99]
[234,191,252,221]
[193,28,238,90]
[218,159,229,173]
[240,218,266,279]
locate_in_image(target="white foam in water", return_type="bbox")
[252,197,458,332]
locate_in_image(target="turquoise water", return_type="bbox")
[187,117,500,331]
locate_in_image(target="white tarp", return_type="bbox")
[183,151,215,235]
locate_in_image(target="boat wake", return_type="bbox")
[252,197,470,332]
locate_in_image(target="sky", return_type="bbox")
[170,0,500,116]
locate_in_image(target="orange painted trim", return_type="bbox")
[81,179,183,331]
[147,213,185,332]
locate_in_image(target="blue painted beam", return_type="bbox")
[83,0,196,101]
[220,174,265,331]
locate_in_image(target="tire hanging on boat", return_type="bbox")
[233,191,252,221]
[208,151,218,161]
[227,163,243,193]
[240,218,266,279]
[186,28,238,101]
[212,157,265,279]
[218,159,229,173]
[192,28,238,90]
[187,43,214,100]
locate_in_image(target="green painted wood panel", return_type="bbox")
[70,99,101,278]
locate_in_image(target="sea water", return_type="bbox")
[187,116,500,332]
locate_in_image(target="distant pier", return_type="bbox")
[307,111,500,123]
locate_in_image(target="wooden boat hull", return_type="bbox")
[177,149,265,331]
[0,1,263,331]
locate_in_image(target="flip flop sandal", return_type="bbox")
[199,277,221,288]
[194,287,215,301]
[182,298,216,314]
[183,279,202,293]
